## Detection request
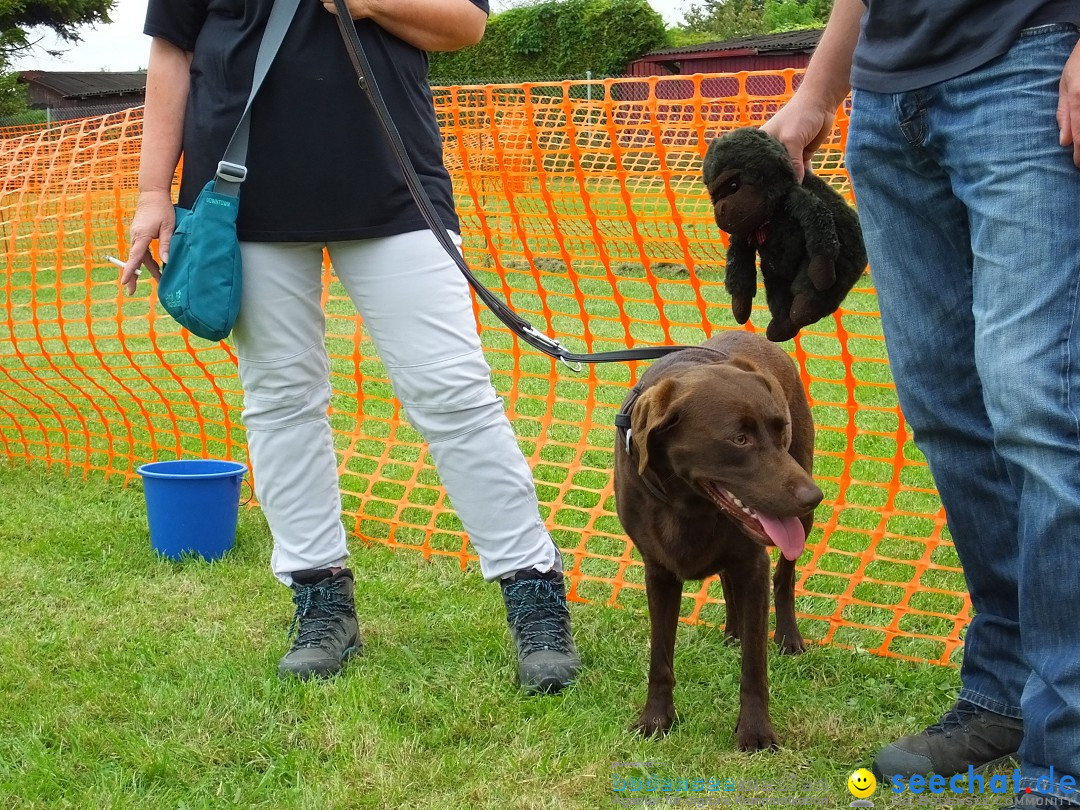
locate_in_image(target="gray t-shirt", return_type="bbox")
[851,0,1080,93]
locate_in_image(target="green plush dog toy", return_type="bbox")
[702,126,867,342]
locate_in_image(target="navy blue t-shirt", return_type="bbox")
[145,0,487,241]
[851,0,1080,93]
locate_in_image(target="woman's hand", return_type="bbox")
[123,37,190,295]
[320,0,370,18]
[317,0,486,51]
[120,189,173,296]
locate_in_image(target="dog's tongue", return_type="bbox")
[756,513,806,561]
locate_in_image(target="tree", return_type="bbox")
[430,0,668,82]
[0,0,113,58]
[677,0,831,43]
[490,0,544,9]
[681,0,767,41]
[0,0,114,119]
[0,68,29,116]
[763,0,830,32]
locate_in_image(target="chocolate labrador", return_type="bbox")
[613,330,822,751]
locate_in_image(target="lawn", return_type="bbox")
[0,460,1007,810]
[0,130,990,807]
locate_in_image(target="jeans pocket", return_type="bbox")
[1018,22,1079,39]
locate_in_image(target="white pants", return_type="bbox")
[233,231,558,585]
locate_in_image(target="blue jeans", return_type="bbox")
[846,24,1080,801]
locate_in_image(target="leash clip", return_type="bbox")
[521,325,561,352]
[521,326,583,373]
[520,326,583,373]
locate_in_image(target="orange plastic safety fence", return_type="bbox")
[0,121,51,141]
[0,72,965,666]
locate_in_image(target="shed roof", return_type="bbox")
[643,28,822,59]
[18,71,147,99]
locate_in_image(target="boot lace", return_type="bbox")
[504,579,572,657]
[924,701,981,736]
[287,583,353,650]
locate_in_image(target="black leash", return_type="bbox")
[330,2,698,367]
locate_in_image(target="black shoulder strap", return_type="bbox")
[330,1,698,368]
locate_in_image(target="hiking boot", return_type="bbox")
[501,568,581,694]
[872,699,1023,778]
[278,567,362,680]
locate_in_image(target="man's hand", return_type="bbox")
[760,0,861,182]
[1058,39,1080,168]
[760,95,840,183]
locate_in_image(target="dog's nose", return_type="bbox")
[794,481,824,513]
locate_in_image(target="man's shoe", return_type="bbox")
[872,699,1022,778]
[278,567,362,680]
[500,568,581,694]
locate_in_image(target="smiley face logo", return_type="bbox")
[847,768,877,799]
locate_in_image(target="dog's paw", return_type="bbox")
[632,706,676,737]
[774,629,806,655]
[723,627,741,646]
[735,718,780,752]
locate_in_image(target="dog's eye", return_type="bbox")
[731,433,750,446]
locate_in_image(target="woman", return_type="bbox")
[121,0,580,693]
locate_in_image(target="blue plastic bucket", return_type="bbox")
[136,459,247,561]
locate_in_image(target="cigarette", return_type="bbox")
[106,255,141,276]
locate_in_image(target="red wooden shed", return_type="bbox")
[626,28,822,76]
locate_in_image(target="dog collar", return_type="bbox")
[615,383,673,505]
[615,383,645,456]
[748,220,770,248]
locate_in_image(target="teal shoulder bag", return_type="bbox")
[158,0,299,342]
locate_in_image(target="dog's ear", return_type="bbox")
[728,357,760,375]
[728,358,793,448]
[630,378,681,474]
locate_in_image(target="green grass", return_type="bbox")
[0,175,983,806]
[0,460,1007,810]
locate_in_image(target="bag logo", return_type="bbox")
[163,290,185,309]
